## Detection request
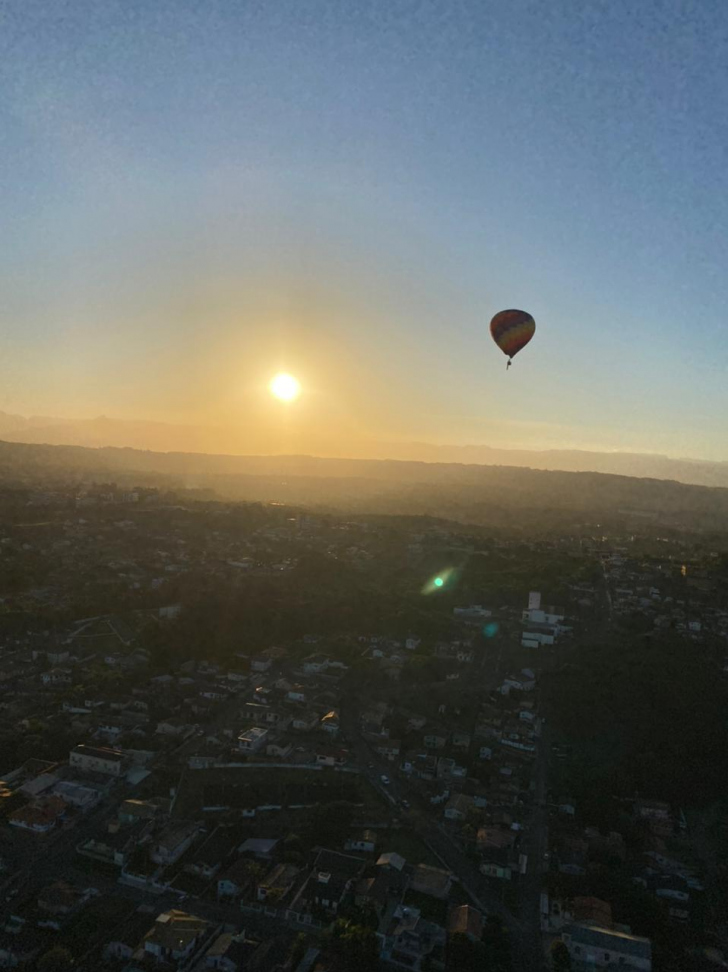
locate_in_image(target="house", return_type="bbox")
[118,799,159,825]
[265,738,294,758]
[217,857,256,898]
[444,794,474,822]
[345,830,378,854]
[237,726,269,753]
[572,896,614,928]
[150,823,199,865]
[70,744,128,777]
[292,709,320,732]
[257,863,301,903]
[294,849,366,918]
[410,864,452,899]
[287,685,307,703]
[53,780,100,810]
[302,654,330,675]
[584,827,627,863]
[480,860,513,880]
[381,904,446,971]
[316,748,348,767]
[156,719,195,738]
[375,740,401,759]
[377,852,407,872]
[143,910,211,965]
[454,605,492,622]
[239,837,279,859]
[522,605,565,625]
[448,905,483,942]
[477,828,516,852]
[437,756,466,781]
[320,710,340,736]
[260,708,292,730]
[561,923,652,970]
[203,932,261,971]
[78,817,152,868]
[423,731,447,750]
[0,931,49,969]
[41,668,72,686]
[9,795,66,834]
[250,655,272,673]
[37,881,86,918]
[184,827,235,880]
[451,729,471,749]
[241,703,270,725]
[104,913,157,963]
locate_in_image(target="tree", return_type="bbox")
[446,932,487,972]
[38,946,74,972]
[288,932,308,969]
[481,915,513,971]
[326,919,379,972]
[550,940,572,971]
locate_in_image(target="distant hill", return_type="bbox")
[0,409,727,488]
[3,437,728,536]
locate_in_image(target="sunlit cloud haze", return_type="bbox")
[2,0,728,461]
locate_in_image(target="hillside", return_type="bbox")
[3,438,728,537]
[1,410,728,489]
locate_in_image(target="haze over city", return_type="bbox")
[3,0,728,462]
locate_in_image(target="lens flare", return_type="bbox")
[422,567,458,595]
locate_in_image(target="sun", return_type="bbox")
[269,372,301,402]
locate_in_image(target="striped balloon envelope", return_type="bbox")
[490,309,536,368]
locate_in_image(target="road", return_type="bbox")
[340,683,548,972]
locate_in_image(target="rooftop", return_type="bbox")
[72,744,126,763]
[564,923,652,960]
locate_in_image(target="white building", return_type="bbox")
[237,727,269,753]
[561,923,651,970]
[70,745,128,777]
[143,910,210,964]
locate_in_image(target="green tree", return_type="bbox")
[550,940,572,971]
[446,932,487,972]
[37,946,74,971]
[327,919,379,972]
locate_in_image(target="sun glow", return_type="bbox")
[269,373,301,402]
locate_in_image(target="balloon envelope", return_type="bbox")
[490,309,535,360]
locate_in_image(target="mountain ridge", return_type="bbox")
[0,409,727,488]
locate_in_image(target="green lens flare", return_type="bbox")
[434,577,444,588]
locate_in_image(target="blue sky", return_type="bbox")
[2,0,728,458]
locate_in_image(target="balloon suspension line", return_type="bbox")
[506,358,512,370]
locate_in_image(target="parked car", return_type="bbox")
[380,775,390,785]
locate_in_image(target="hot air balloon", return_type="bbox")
[490,309,536,369]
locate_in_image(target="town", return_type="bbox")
[0,481,726,972]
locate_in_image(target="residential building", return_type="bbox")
[561,923,652,970]
[410,864,452,899]
[302,654,330,675]
[237,726,269,753]
[150,823,199,865]
[217,858,255,899]
[9,795,66,834]
[381,904,446,971]
[69,744,128,777]
[257,863,300,903]
[143,910,211,965]
[448,905,483,942]
[345,831,378,854]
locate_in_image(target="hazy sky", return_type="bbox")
[2,0,728,459]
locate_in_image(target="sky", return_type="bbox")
[2,0,728,460]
